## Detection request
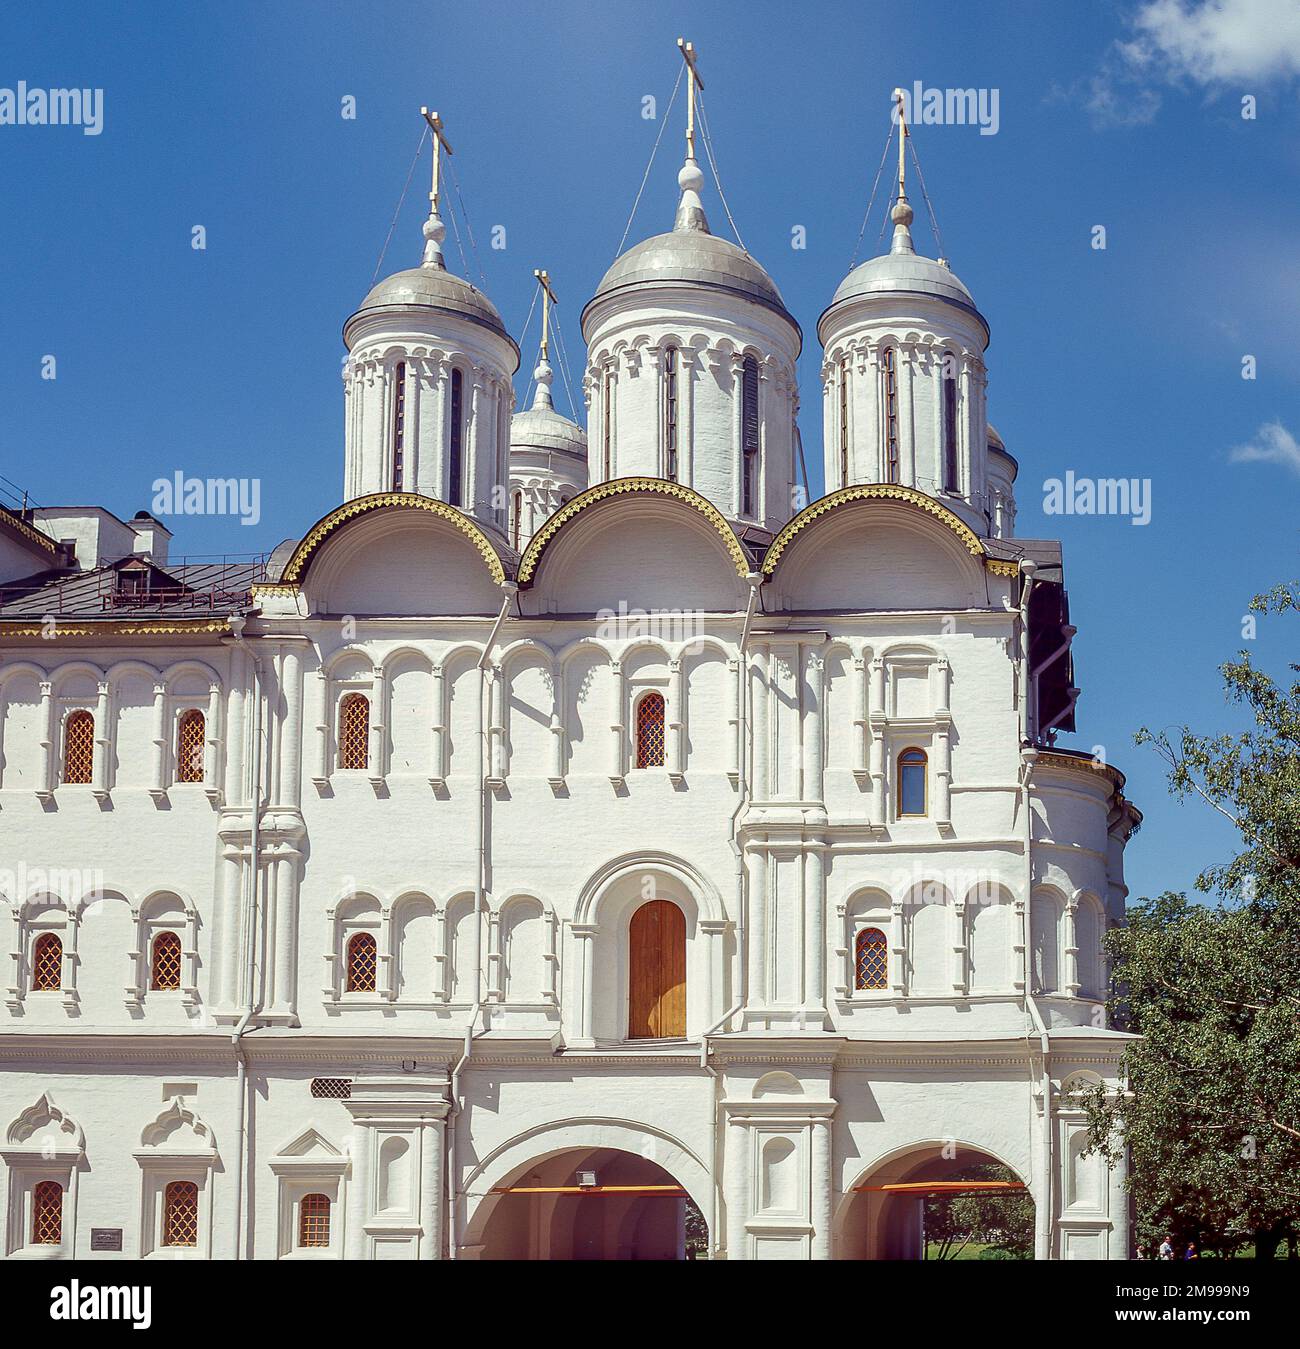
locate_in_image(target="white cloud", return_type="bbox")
[1124,0,1300,84]
[1229,420,1300,476]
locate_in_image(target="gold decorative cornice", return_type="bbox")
[251,582,299,599]
[0,510,58,555]
[985,558,1021,577]
[762,484,986,574]
[1034,750,1126,792]
[517,477,749,584]
[0,618,231,640]
[281,493,507,586]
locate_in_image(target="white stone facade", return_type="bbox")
[0,143,1139,1264]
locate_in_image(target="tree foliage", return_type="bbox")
[1083,582,1300,1258]
[923,1164,1034,1260]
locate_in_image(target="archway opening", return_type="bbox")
[840,1145,1033,1260]
[475,1147,707,1260]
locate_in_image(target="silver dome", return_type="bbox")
[511,405,587,460]
[583,231,800,341]
[345,265,516,352]
[819,251,988,340]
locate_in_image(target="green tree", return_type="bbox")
[1083,582,1300,1259]
[923,1164,1034,1260]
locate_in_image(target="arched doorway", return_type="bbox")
[627,899,686,1039]
[473,1147,707,1260]
[838,1143,1034,1260]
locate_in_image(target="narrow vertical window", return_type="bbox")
[897,747,928,817]
[634,692,665,769]
[391,360,407,491]
[881,346,899,482]
[62,708,94,784]
[151,930,182,991]
[162,1180,199,1247]
[32,932,62,992]
[741,355,760,516]
[663,345,679,481]
[300,1193,331,1248]
[510,490,522,550]
[855,927,888,990]
[448,367,464,507]
[175,708,205,783]
[602,367,614,479]
[839,356,851,487]
[337,693,370,771]
[346,932,378,993]
[31,1180,62,1245]
[941,352,959,493]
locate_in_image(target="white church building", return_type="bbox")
[0,80,1140,1261]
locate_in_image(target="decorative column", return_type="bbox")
[345,1123,371,1261]
[804,650,825,804]
[488,666,505,784]
[803,844,827,1020]
[868,657,886,826]
[699,918,729,1030]
[280,646,304,810]
[224,646,247,805]
[312,671,329,786]
[466,370,484,515]
[571,924,597,1043]
[1107,1124,1130,1259]
[679,347,697,487]
[92,680,111,799]
[430,664,447,785]
[724,1112,748,1259]
[486,908,503,1002]
[730,354,745,517]
[952,897,968,994]
[810,1116,833,1259]
[890,895,906,995]
[898,342,917,487]
[204,681,222,799]
[149,682,167,797]
[1013,893,1027,992]
[726,657,741,782]
[934,728,952,826]
[745,846,768,1011]
[37,681,55,797]
[367,665,385,787]
[668,658,685,779]
[420,1119,446,1260]
[608,661,625,783]
[751,649,769,801]
[1064,894,1081,997]
[851,655,868,777]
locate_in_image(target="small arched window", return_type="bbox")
[880,346,900,482]
[897,747,927,817]
[162,1180,199,1247]
[941,350,959,493]
[346,932,378,993]
[448,367,465,507]
[31,1180,62,1245]
[299,1193,331,1248]
[337,693,370,771]
[175,708,205,783]
[634,692,665,769]
[663,345,679,481]
[741,355,760,515]
[31,932,62,992]
[391,360,407,491]
[62,708,94,784]
[855,927,888,990]
[151,930,182,991]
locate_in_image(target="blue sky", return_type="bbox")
[2,1,1296,904]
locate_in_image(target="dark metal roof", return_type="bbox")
[0,557,265,619]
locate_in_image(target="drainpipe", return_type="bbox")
[1016,562,1053,1259]
[227,615,267,1260]
[446,584,514,1258]
[699,571,763,1258]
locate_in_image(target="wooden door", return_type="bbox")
[628,900,686,1038]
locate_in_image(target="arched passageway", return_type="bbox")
[473,1147,707,1260]
[838,1144,1033,1260]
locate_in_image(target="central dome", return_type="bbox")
[349,266,511,343]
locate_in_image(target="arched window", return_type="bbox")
[299,1193,331,1248]
[62,708,94,784]
[391,360,407,491]
[741,355,760,516]
[634,692,665,769]
[31,1180,62,1245]
[151,930,182,991]
[175,708,205,783]
[162,1180,199,1247]
[855,927,888,990]
[663,345,679,481]
[628,899,686,1039]
[897,747,927,817]
[31,932,62,992]
[448,367,465,506]
[346,931,378,993]
[337,693,370,771]
[880,346,900,482]
[839,355,851,487]
[941,350,959,493]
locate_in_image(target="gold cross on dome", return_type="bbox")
[534,269,558,359]
[677,38,704,159]
[420,107,454,213]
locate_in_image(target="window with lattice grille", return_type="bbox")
[62,709,94,784]
[346,932,378,992]
[175,709,205,783]
[310,1077,352,1099]
[151,930,182,990]
[635,692,665,769]
[337,694,369,771]
[32,932,62,991]
[855,927,888,991]
[299,1193,331,1248]
[31,1180,62,1245]
[163,1181,199,1247]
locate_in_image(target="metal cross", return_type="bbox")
[420,107,454,213]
